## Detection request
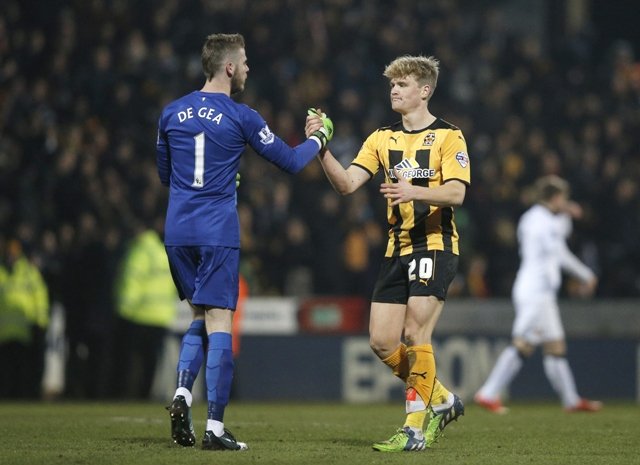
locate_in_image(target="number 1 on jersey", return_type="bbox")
[193,132,205,187]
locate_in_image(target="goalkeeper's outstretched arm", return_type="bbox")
[305,111,370,195]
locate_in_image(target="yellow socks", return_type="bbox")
[406,344,436,406]
[381,343,409,381]
[382,343,451,432]
[381,344,449,406]
[404,407,428,430]
[431,378,451,406]
[402,344,437,431]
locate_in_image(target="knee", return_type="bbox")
[401,320,427,347]
[403,331,418,347]
[369,334,397,359]
[543,340,566,357]
[513,339,534,358]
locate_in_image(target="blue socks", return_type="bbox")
[177,319,206,390]
[206,332,234,421]
[176,324,234,423]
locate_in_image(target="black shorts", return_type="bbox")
[371,250,458,304]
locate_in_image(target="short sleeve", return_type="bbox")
[350,131,381,177]
[440,129,471,185]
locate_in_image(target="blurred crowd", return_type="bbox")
[1,0,640,397]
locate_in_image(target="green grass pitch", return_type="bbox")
[0,401,638,465]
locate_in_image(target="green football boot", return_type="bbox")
[425,394,465,447]
[372,426,426,452]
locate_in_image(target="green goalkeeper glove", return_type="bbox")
[307,108,334,150]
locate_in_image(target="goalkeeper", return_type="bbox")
[157,33,332,452]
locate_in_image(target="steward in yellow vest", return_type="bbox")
[116,230,177,328]
[112,229,177,398]
[0,239,49,398]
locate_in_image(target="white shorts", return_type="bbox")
[511,293,565,344]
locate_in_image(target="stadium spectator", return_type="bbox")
[59,213,121,399]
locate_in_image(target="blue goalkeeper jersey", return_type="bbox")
[157,91,320,247]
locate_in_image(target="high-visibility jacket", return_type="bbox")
[115,230,177,328]
[0,257,49,343]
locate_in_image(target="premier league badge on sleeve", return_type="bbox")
[455,151,469,168]
[259,125,275,145]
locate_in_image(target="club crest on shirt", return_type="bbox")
[259,125,275,145]
[456,151,469,168]
[423,132,436,146]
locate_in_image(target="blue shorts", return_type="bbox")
[165,245,240,310]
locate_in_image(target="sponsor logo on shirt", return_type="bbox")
[389,158,435,179]
[259,125,275,145]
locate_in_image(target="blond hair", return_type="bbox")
[383,55,440,93]
[535,175,570,202]
[201,33,245,80]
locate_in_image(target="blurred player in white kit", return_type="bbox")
[475,175,602,413]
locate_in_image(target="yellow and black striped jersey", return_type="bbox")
[351,118,470,257]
